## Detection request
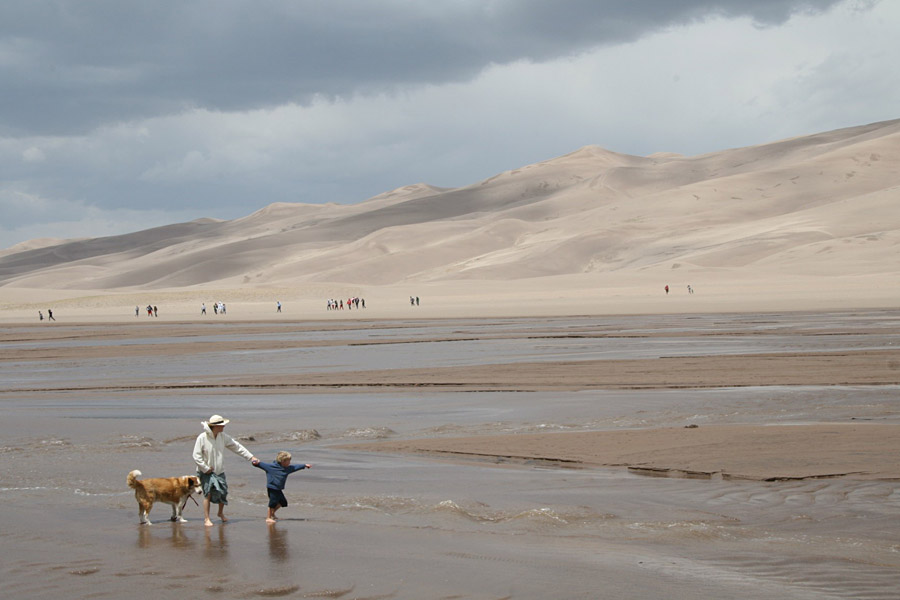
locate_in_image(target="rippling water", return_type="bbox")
[2,313,899,599]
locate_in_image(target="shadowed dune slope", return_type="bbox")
[1,119,899,290]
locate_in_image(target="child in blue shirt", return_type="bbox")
[251,451,312,522]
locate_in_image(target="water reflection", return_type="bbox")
[267,522,290,562]
[136,522,194,550]
[203,524,229,559]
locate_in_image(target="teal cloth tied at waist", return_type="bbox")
[199,471,228,504]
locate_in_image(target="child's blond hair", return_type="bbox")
[275,450,292,463]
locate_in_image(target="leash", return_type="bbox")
[181,493,199,511]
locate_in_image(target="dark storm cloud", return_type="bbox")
[0,0,844,136]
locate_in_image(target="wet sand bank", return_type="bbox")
[347,423,900,481]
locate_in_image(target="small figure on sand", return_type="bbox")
[192,414,257,526]
[276,301,281,313]
[201,303,206,315]
[47,308,55,321]
[664,285,669,295]
[252,451,311,523]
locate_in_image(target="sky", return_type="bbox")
[1,0,898,250]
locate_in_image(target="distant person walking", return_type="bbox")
[276,301,281,313]
[201,303,207,315]
[47,309,55,321]
[664,285,669,295]
[39,311,43,321]
[135,306,140,317]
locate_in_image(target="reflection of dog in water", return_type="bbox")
[137,521,193,549]
[127,470,202,525]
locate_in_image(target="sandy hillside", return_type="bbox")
[1,119,899,318]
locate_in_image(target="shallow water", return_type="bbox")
[2,312,899,599]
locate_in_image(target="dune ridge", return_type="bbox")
[1,119,899,318]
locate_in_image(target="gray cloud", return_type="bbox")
[0,0,894,250]
[1,0,844,136]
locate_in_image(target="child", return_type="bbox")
[251,451,311,523]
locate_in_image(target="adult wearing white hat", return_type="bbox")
[192,414,257,526]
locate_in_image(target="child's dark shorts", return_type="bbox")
[267,488,288,509]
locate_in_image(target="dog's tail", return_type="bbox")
[127,470,142,489]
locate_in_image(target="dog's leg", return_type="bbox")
[140,500,153,525]
[172,500,188,522]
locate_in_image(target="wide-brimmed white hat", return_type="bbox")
[207,414,230,426]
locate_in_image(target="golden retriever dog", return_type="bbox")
[127,469,202,525]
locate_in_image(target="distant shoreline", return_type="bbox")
[2,274,899,324]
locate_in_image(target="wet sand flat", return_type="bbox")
[349,423,900,481]
[2,310,900,599]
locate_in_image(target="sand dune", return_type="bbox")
[1,119,899,319]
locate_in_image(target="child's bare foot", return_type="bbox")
[218,515,228,523]
[266,518,276,523]
[204,519,214,527]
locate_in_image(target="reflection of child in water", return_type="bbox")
[251,451,311,523]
